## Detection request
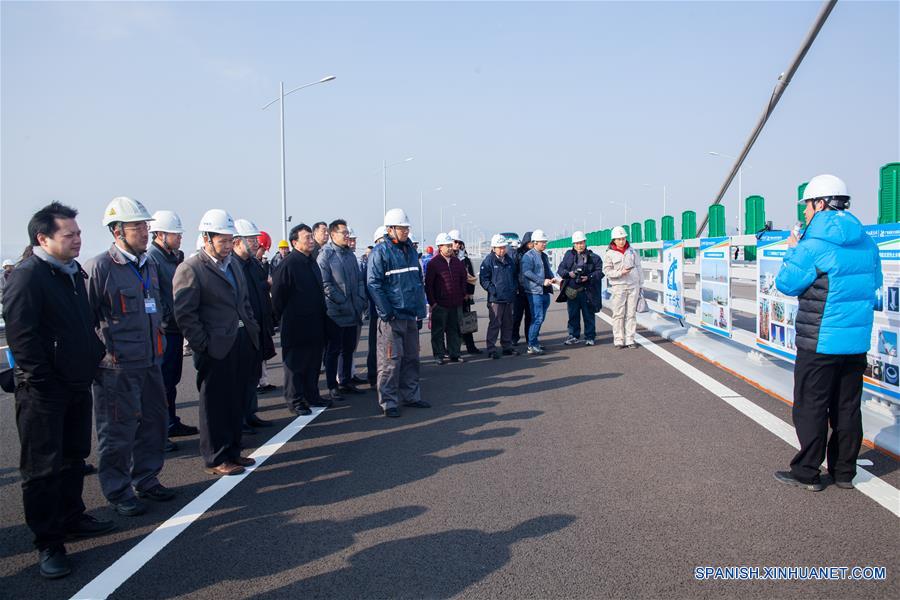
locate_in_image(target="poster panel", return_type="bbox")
[863,224,900,401]
[662,240,684,319]
[699,237,732,338]
[755,231,799,360]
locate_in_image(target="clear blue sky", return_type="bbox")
[2,1,898,258]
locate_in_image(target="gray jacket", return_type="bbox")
[173,250,260,360]
[318,240,367,327]
[147,241,183,334]
[85,244,165,369]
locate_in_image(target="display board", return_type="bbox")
[699,237,732,338]
[755,231,799,360]
[864,224,900,401]
[662,240,685,320]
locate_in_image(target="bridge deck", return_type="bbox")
[1,303,898,599]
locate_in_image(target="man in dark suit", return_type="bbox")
[173,209,261,477]
[271,223,331,416]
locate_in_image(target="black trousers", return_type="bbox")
[431,305,461,359]
[161,332,184,430]
[284,343,324,409]
[790,350,867,484]
[194,328,255,467]
[366,315,378,383]
[324,324,358,389]
[16,381,91,550]
[511,293,532,345]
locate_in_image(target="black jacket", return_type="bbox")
[235,252,276,360]
[556,248,604,308]
[147,241,183,335]
[271,250,327,348]
[2,255,105,391]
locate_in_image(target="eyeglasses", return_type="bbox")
[123,222,149,232]
[335,230,350,236]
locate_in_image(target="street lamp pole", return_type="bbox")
[420,186,441,245]
[440,202,456,232]
[381,156,414,217]
[262,75,336,242]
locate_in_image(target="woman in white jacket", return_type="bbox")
[602,226,643,348]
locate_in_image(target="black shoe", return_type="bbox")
[256,383,277,393]
[449,356,464,363]
[338,383,364,395]
[136,484,176,502]
[512,340,520,347]
[326,389,344,401]
[502,348,520,356]
[773,471,824,492]
[241,422,257,435]
[288,402,312,416]
[111,497,147,517]
[83,462,96,475]
[247,414,273,427]
[384,407,401,418]
[367,378,378,387]
[615,344,625,350]
[826,474,855,489]
[168,422,199,437]
[64,514,116,540]
[467,348,484,355]
[351,375,368,385]
[403,400,431,408]
[490,350,501,359]
[39,547,71,579]
[627,343,639,349]
[164,439,179,453]
[309,397,333,408]
[435,356,446,365]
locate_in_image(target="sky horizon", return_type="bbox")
[2,1,898,260]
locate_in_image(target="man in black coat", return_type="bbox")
[556,232,604,346]
[450,232,482,355]
[2,202,114,579]
[271,223,331,415]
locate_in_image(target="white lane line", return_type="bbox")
[597,312,900,518]
[71,407,326,600]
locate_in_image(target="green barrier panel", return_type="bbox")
[643,218,658,257]
[681,210,697,259]
[661,215,675,241]
[630,222,643,256]
[708,204,726,237]
[797,182,808,224]
[744,195,765,261]
[879,162,900,224]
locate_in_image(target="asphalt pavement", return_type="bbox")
[1,300,898,599]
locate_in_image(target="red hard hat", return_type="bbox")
[426,246,434,255]
[258,231,272,251]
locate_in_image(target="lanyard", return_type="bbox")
[127,262,150,296]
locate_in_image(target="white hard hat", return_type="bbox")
[2,259,14,268]
[491,234,507,247]
[373,225,388,242]
[195,233,205,251]
[234,218,261,237]
[531,229,549,242]
[149,210,184,234]
[435,232,454,246]
[611,225,628,239]
[384,208,412,227]
[348,228,357,239]
[802,174,850,209]
[448,229,462,242]
[198,209,237,235]
[102,196,154,227]
[571,231,586,243]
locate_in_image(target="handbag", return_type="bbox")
[459,309,479,334]
[635,289,648,313]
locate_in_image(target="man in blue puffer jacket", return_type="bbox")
[367,208,429,417]
[773,174,882,492]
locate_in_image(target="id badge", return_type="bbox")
[144,298,158,314]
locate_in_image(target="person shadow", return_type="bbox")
[249,514,577,599]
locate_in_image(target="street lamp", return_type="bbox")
[642,183,667,217]
[420,186,442,245]
[453,212,466,230]
[382,156,414,216]
[262,75,336,242]
[440,202,456,232]
[708,151,749,235]
[609,200,628,226]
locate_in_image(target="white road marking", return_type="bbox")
[597,312,900,518]
[71,407,326,600]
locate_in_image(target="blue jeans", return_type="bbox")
[567,293,596,341]
[526,293,551,348]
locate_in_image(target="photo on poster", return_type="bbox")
[701,282,729,307]
[888,287,899,313]
[878,329,898,358]
[758,260,783,297]
[884,363,899,387]
[786,304,798,327]
[759,299,770,341]
[786,327,796,351]
[770,323,786,347]
[771,301,786,323]
[701,259,728,283]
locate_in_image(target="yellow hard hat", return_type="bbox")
[278,239,289,248]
